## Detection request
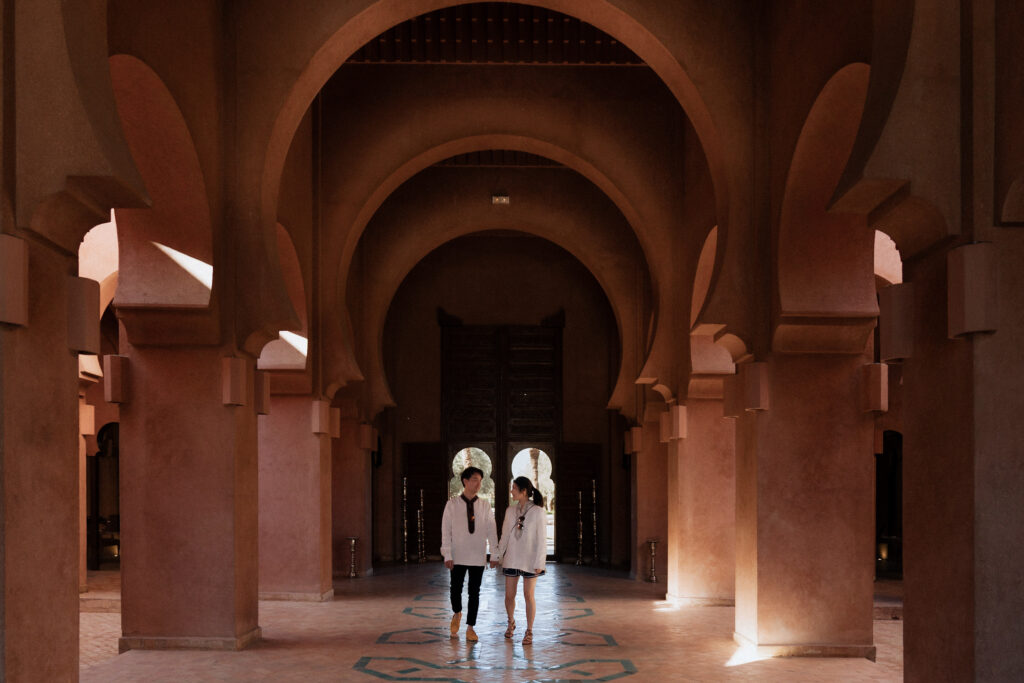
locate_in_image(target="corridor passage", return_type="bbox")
[81,564,902,681]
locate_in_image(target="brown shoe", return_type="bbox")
[504,618,516,639]
[522,628,533,645]
[466,625,478,642]
[449,612,461,638]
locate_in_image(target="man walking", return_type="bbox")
[441,466,498,641]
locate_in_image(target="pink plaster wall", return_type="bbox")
[84,378,121,456]
[972,228,1024,680]
[333,415,372,577]
[901,251,975,680]
[736,355,874,648]
[632,420,668,581]
[733,412,759,641]
[666,435,682,595]
[0,245,80,679]
[258,396,332,596]
[119,347,259,642]
[669,399,735,602]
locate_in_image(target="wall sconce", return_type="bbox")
[491,193,510,205]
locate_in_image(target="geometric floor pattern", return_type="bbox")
[81,564,902,682]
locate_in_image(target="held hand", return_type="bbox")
[536,568,544,574]
[489,560,499,569]
[444,560,454,569]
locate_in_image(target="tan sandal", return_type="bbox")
[449,612,461,638]
[522,628,533,645]
[504,618,516,639]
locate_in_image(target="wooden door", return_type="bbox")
[441,317,563,552]
[555,442,602,563]
[401,442,448,561]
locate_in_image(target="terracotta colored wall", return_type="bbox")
[973,226,1024,680]
[84,378,121,456]
[380,233,620,562]
[258,395,332,597]
[736,355,874,649]
[333,413,374,577]
[901,250,975,681]
[733,411,759,641]
[668,399,735,603]
[632,419,668,581]
[119,347,259,642]
[0,245,80,680]
[108,0,225,222]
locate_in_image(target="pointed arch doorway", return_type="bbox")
[441,310,562,559]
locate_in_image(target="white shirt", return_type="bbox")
[440,495,498,566]
[496,502,547,572]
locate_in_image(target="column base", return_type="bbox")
[119,627,262,653]
[733,631,876,661]
[259,588,335,602]
[666,592,734,607]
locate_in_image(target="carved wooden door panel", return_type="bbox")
[440,314,562,552]
[401,442,448,561]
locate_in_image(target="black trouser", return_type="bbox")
[449,564,485,626]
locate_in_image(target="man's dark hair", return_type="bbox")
[460,466,484,483]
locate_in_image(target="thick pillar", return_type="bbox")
[332,403,373,577]
[902,236,1024,681]
[78,381,96,593]
[80,393,89,592]
[258,395,333,601]
[900,248,973,680]
[0,238,80,680]
[971,231,1024,680]
[733,356,874,658]
[632,417,667,581]
[667,399,735,605]
[118,347,260,651]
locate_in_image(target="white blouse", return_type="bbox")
[440,496,498,566]
[496,502,547,572]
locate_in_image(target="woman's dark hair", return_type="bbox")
[460,466,484,483]
[513,476,543,506]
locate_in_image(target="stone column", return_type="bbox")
[667,400,735,605]
[0,236,84,680]
[632,417,667,581]
[900,237,1024,681]
[732,356,875,658]
[78,376,98,593]
[332,402,373,577]
[258,395,333,601]
[118,348,261,651]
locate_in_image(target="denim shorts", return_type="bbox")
[502,568,546,578]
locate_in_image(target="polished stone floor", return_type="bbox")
[81,564,902,681]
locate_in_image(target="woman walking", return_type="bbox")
[495,476,547,645]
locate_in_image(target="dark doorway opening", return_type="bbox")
[875,429,903,579]
[87,422,120,570]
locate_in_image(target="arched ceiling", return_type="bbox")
[347,163,648,419]
[314,57,691,394]
[235,0,736,355]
